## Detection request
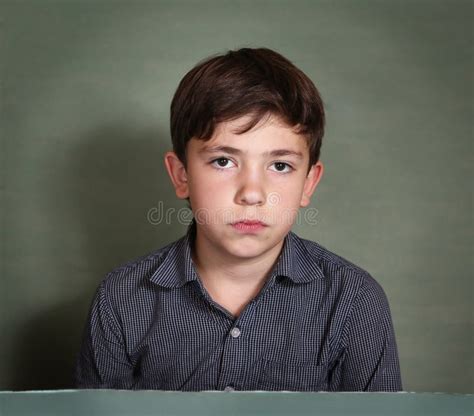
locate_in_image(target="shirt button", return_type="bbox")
[224,385,235,392]
[230,327,241,338]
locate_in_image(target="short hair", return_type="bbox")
[170,47,325,171]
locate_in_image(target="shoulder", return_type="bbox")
[294,232,370,277]
[292,232,393,326]
[99,236,184,297]
[291,232,386,297]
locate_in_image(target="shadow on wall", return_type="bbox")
[9,123,183,390]
[10,297,88,390]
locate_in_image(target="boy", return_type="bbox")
[75,47,402,391]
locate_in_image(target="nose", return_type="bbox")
[234,168,266,206]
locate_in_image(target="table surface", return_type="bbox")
[0,390,472,416]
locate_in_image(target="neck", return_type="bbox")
[191,230,284,293]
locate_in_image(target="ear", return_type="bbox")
[300,161,324,207]
[164,151,189,199]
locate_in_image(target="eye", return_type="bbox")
[270,162,294,173]
[210,157,235,169]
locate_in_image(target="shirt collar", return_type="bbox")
[150,225,198,288]
[150,228,325,288]
[269,231,326,284]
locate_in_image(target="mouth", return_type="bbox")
[230,219,268,233]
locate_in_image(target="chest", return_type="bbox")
[128,283,339,391]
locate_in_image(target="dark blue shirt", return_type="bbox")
[75,226,402,391]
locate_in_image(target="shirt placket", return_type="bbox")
[216,301,257,391]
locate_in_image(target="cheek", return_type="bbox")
[265,185,304,225]
[272,180,305,204]
[188,178,233,208]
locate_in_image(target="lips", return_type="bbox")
[231,219,268,233]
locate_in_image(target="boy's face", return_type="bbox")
[165,114,323,262]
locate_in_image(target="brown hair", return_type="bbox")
[170,47,325,171]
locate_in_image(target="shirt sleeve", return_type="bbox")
[74,280,135,389]
[328,274,403,391]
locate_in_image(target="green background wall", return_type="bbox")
[1,0,472,393]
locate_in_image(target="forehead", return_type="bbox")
[193,114,309,155]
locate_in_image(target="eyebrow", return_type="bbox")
[199,145,304,160]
